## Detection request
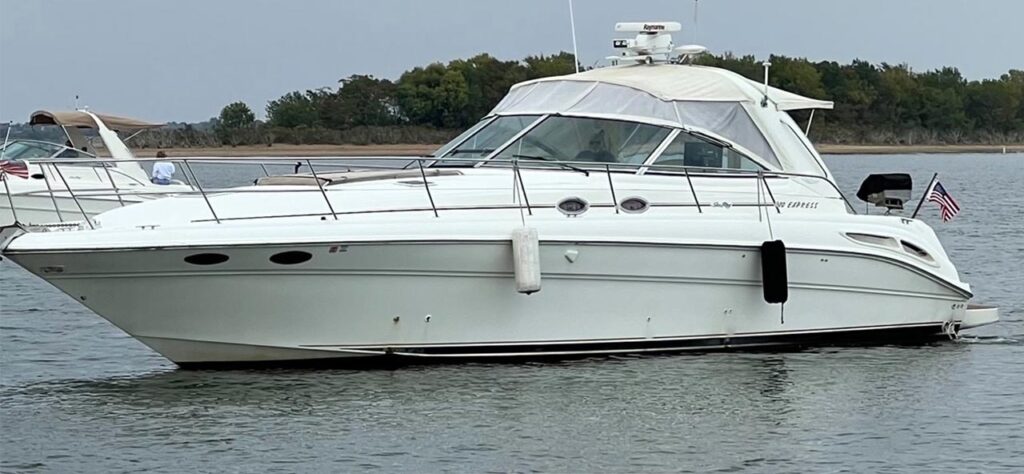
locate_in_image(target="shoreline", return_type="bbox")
[127,143,1024,157]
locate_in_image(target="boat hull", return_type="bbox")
[5,240,971,366]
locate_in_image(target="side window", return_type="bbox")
[652,132,763,171]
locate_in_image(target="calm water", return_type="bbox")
[1,154,1022,473]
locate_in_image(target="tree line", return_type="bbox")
[11,51,1021,148]
[197,51,1021,147]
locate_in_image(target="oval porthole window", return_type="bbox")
[556,196,589,217]
[618,196,650,214]
[269,250,313,265]
[184,253,229,265]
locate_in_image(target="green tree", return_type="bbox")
[966,79,1022,132]
[215,101,255,144]
[217,101,255,128]
[266,91,318,128]
[397,63,471,128]
[334,75,400,127]
[449,54,527,123]
[523,52,577,79]
[768,55,826,99]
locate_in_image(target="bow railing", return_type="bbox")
[3,155,857,229]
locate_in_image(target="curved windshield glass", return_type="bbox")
[650,132,763,171]
[440,115,540,162]
[492,116,670,165]
[0,140,62,159]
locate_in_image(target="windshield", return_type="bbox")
[649,132,763,171]
[0,140,62,160]
[490,116,670,166]
[439,115,540,163]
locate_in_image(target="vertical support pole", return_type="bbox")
[182,160,220,224]
[101,162,126,208]
[605,164,619,214]
[1,122,22,223]
[683,167,702,213]
[52,163,94,229]
[2,174,19,224]
[306,159,337,220]
[762,173,781,213]
[415,158,439,218]
[512,159,532,216]
[41,164,65,222]
[178,160,193,187]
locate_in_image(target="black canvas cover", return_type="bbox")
[856,174,912,202]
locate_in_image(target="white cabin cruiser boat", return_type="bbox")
[0,110,192,226]
[0,23,998,367]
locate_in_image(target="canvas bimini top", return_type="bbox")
[29,110,163,131]
[489,64,834,176]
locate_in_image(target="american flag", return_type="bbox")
[926,181,960,222]
[0,159,29,179]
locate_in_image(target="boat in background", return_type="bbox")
[0,22,998,367]
[0,110,192,226]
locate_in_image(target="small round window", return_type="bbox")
[556,197,589,217]
[269,250,313,265]
[618,197,649,214]
[184,253,229,265]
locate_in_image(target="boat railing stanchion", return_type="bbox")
[415,158,439,218]
[305,158,338,220]
[181,159,220,224]
[178,160,193,187]
[100,162,126,208]
[0,121,20,224]
[52,162,94,229]
[259,163,271,177]
[683,167,702,213]
[512,158,532,216]
[41,163,65,222]
[1,175,18,225]
[762,172,781,214]
[606,164,619,214]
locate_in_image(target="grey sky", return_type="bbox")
[2,0,1021,123]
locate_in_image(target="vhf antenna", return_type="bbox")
[569,0,580,73]
[693,0,700,43]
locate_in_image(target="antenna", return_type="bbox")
[761,61,772,107]
[568,0,580,73]
[74,95,80,110]
[693,0,700,43]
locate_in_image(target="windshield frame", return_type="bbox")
[431,112,778,173]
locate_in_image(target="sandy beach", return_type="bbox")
[128,143,1024,157]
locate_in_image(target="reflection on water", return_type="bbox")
[2,154,1023,472]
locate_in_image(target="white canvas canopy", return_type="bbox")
[489,64,833,176]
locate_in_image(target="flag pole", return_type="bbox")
[911,172,938,219]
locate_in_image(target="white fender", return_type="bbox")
[512,226,541,294]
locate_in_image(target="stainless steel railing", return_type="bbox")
[6,155,857,228]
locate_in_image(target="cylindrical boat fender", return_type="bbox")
[512,226,541,294]
[760,240,788,304]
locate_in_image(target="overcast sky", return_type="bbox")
[2,0,1021,123]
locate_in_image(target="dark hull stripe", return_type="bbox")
[177,324,951,370]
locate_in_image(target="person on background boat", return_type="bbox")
[151,151,175,185]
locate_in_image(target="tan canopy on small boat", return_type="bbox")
[29,110,163,131]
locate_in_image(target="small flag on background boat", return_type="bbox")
[926,180,960,222]
[0,160,29,179]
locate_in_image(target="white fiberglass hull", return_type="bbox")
[5,238,974,366]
